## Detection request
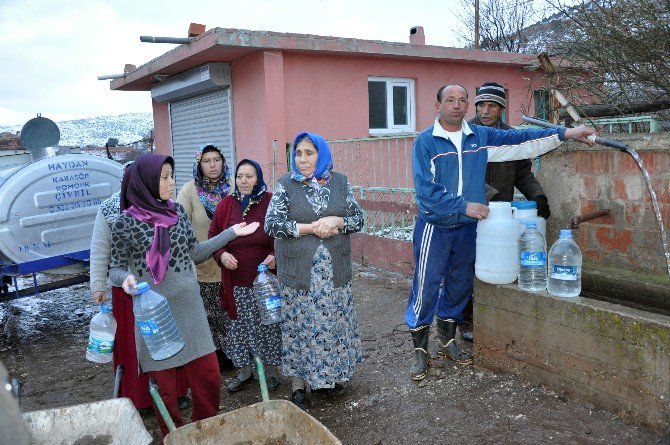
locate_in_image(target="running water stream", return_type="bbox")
[520,114,670,277]
[626,148,670,277]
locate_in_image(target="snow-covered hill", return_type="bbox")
[0,113,153,147]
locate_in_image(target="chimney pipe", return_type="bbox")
[140,36,193,44]
[188,23,206,37]
[410,26,425,45]
[97,73,126,80]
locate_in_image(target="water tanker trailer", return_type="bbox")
[0,116,122,299]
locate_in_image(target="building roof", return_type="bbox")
[110,28,540,91]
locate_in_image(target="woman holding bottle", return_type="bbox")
[108,154,258,437]
[209,159,282,393]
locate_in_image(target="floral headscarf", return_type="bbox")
[231,159,267,216]
[290,132,333,189]
[193,143,230,217]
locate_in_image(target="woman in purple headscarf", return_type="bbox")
[107,154,258,437]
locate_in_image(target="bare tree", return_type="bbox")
[456,0,552,52]
[548,0,670,116]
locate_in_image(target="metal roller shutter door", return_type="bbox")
[169,88,234,193]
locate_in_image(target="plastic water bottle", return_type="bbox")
[518,221,547,292]
[475,202,519,284]
[132,282,185,361]
[511,200,546,240]
[86,304,117,363]
[547,229,582,298]
[253,264,281,325]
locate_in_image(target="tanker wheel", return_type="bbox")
[1,276,10,298]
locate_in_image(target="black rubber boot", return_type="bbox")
[436,318,473,365]
[459,297,474,342]
[410,326,430,381]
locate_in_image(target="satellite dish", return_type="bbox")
[20,115,60,151]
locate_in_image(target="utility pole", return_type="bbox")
[474,0,480,49]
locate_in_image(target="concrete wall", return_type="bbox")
[473,281,670,433]
[537,134,670,276]
[231,52,283,164]
[149,50,548,171]
[152,100,170,156]
[352,233,414,275]
[228,50,547,169]
[281,52,543,141]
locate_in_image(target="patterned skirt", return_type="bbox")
[280,244,363,389]
[199,282,226,351]
[223,286,282,368]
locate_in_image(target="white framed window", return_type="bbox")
[368,77,415,135]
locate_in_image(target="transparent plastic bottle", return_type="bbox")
[547,229,582,298]
[518,221,547,292]
[86,303,117,363]
[132,282,185,361]
[253,264,281,325]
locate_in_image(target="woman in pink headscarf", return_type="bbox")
[107,154,258,437]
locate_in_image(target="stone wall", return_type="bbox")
[537,133,670,276]
[354,133,670,278]
[474,281,670,433]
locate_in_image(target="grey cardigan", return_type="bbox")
[273,172,352,290]
[108,203,236,372]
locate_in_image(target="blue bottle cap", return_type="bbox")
[100,304,112,313]
[525,221,537,229]
[135,282,150,294]
[559,229,573,238]
[511,200,537,209]
[258,263,269,272]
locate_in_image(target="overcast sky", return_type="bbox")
[0,0,465,126]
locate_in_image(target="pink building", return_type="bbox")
[111,26,550,190]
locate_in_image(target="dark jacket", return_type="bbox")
[468,116,547,202]
[413,118,564,228]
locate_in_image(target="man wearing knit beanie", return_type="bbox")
[474,81,507,112]
[405,84,596,382]
[461,81,551,342]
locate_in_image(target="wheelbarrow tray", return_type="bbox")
[164,399,341,445]
[22,397,152,445]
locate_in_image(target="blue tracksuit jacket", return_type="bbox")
[412,120,566,228]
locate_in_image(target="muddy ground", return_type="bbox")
[1,265,668,445]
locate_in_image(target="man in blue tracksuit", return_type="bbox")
[407,84,596,381]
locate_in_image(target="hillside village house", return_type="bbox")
[109,25,552,190]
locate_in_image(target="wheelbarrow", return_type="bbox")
[151,357,342,445]
[22,397,152,445]
[1,358,152,445]
[22,364,151,444]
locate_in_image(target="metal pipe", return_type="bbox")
[571,209,611,229]
[11,378,20,408]
[254,356,270,403]
[113,364,124,399]
[140,36,192,44]
[97,74,126,80]
[521,114,631,152]
[149,378,177,432]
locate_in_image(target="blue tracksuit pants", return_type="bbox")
[405,217,476,329]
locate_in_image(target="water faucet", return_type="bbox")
[571,209,611,229]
